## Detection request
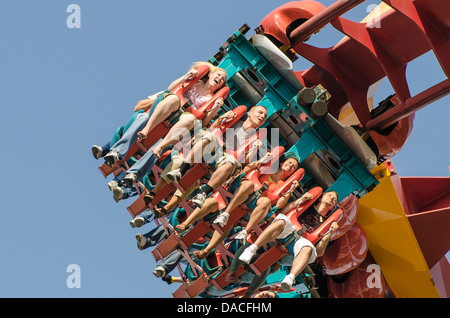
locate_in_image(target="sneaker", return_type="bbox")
[91,145,103,159]
[225,272,239,284]
[133,216,145,228]
[280,274,295,291]
[238,244,258,264]
[113,187,124,203]
[234,229,247,242]
[121,173,137,188]
[153,266,166,278]
[129,216,145,228]
[104,150,120,167]
[107,180,119,191]
[166,168,182,183]
[213,211,229,227]
[191,192,207,208]
[144,192,156,206]
[161,274,173,285]
[135,233,147,250]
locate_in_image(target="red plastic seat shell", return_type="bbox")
[319,223,369,275]
[258,0,326,47]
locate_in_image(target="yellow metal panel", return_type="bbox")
[357,163,440,297]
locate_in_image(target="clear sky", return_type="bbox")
[0,1,448,298]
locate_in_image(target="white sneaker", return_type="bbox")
[104,150,120,167]
[213,212,229,227]
[129,216,145,228]
[122,173,137,188]
[280,274,295,291]
[91,145,103,159]
[153,266,166,278]
[135,233,146,250]
[166,168,182,183]
[107,180,119,191]
[133,216,145,228]
[238,244,258,264]
[234,229,247,242]
[192,192,207,208]
[113,187,124,202]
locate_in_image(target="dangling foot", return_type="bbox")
[238,244,258,264]
[113,187,124,203]
[175,223,193,236]
[191,192,207,209]
[234,229,248,242]
[135,233,147,250]
[129,216,145,228]
[91,145,103,159]
[107,180,119,191]
[153,266,166,278]
[143,191,156,206]
[121,173,137,188]
[104,150,120,167]
[166,168,182,183]
[213,211,229,227]
[225,272,239,284]
[153,207,167,219]
[193,250,208,260]
[280,274,296,291]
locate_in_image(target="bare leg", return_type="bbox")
[139,94,180,138]
[185,138,210,165]
[151,175,169,195]
[238,218,286,264]
[252,218,286,248]
[178,198,218,229]
[152,113,197,158]
[207,162,237,190]
[201,227,232,256]
[135,99,153,112]
[289,247,313,278]
[280,246,313,291]
[163,195,182,212]
[224,179,255,214]
[243,197,271,234]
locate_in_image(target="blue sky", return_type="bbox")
[0,1,448,298]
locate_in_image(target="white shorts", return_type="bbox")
[273,214,317,264]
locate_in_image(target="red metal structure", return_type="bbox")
[256,0,449,298]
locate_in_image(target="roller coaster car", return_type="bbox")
[249,187,342,276]
[125,106,247,218]
[98,64,230,177]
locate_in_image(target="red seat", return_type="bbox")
[286,187,343,245]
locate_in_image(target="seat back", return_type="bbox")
[265,168,305,205]
[245,146,284,190]
[286,186,323,232]
[287,187,343,245]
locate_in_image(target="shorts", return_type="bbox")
[160,154,200,200]
[273,214,317,263]
[214,153,242,178]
